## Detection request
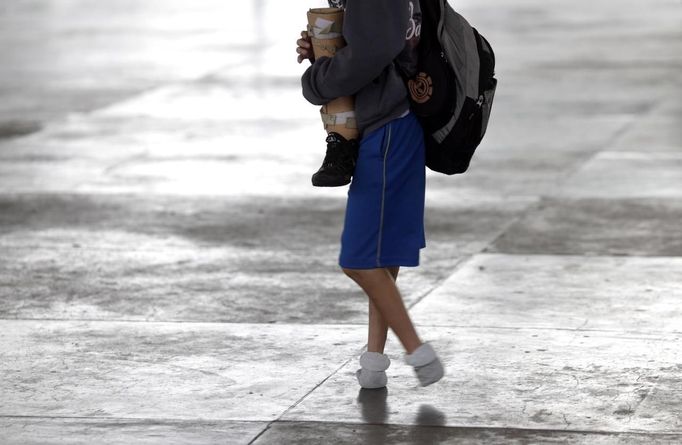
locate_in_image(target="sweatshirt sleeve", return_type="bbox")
[301,0,409,105]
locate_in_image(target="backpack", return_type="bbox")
[401,0,497,175]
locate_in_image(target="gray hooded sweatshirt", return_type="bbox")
[302,0,421,138]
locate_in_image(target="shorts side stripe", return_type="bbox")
[376,123,392,267]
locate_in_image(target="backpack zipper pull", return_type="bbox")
[469,95,485,120]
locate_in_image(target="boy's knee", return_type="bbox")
[342,267,384,283]
[342,267,361,280]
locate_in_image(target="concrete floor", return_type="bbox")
[0,0,680,443]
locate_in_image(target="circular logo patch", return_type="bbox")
[408,72,433,104]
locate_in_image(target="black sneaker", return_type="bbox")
[311,132,359,187]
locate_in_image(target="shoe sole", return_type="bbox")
[311,178,351,187]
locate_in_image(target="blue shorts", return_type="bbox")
[339,111,426,269]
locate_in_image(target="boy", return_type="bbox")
[297,0,444,388]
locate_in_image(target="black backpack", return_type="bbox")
[402,0,497,175]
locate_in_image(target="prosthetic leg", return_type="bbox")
[307,7,359,187]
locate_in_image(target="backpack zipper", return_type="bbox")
[475,94,484,107]
[467,95,485,120]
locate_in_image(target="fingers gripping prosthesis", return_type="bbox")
[306,8,358,140]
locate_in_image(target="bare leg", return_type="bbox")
[344,267,422,354]
[367,267,398,353]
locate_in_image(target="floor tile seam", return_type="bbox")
[0,244,213,252]
[592,150,682,159]
[0,412,275,442]
[397,324,682,337]
[470,251,682,261]
[0,413,678,433]
[268,418,682,436]
[101,152,151,176]
[505,145,616,198]
[425,196,540,209]
[546,150,613,193]
[248,347,366,444]
[6,187,674,205]
[478,198,545,256]
[445,196,682,205]
[0,318,677,337]
[507,61,682,72]
[0,414,268,424]
[406,255,473,312]
[0,190,347,203]
[0,153,296,163]
[608,97,678,150]
[247,424,272,445]
[0,190,351,200]
[485,249,682,259]
[0,243,340,254]
[0,60,244,146]
[88,70,287,122]
[544,113,641,194]
[0,150,148,162]
[0,242,345,253]
[0,84,160,145]
[0,192,348,210]
[414,198,546,312]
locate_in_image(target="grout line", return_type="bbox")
[478,200,543,255]
[0,414,266,423]
[263,419,682,437]
[1,415,680,438]
[541,97,662,200]
[551,116,636,188]
[0,317,678,336]
[472,106,655,256]
[406,255,473,311]
[101,153,151,175]
[247,347,365,445]
[1,58,246,146]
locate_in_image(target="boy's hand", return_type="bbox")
[296,30,315,64]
